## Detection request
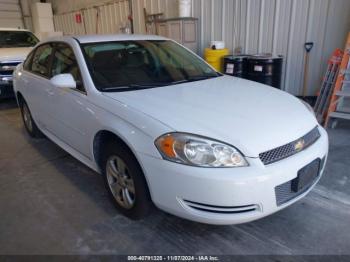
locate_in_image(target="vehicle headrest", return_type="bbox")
[92,49,127,70]
[126,50,145,68]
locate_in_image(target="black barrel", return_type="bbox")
[223,55,250,78]
[246,54,283,89]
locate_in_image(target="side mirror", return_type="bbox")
[50,74,76,89]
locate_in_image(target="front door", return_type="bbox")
[45,42,95,159]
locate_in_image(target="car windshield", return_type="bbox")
[0,31,39,48]
[82,40,220,91]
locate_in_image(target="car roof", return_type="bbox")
[0,28,31,32]
[45,34,169,44]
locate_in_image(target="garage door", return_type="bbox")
[0,0,23,28]
[53,0,131,35]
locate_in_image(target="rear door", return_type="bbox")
[21,43,54,128]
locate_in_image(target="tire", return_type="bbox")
[20,101,44,138]
[102,140,153,220]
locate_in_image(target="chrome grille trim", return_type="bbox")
[183,200,259,214]
[0,61,21,75]
[259,127,321,165]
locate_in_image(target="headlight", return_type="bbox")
[300,99,315,116]
[155,133,248,168]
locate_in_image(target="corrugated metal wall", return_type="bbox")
[191,0,350,95]
[50,0,350,95]
[52,0,179,39]
[131,0,178,34]
[51,0,178,35]
[48,0,125,14]
[53,0,130,35]
[19,0,34,31]
[0,0,24,28]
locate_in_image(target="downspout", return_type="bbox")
[82,11,87,34]
[95,6,100,34]
[128,0,134,34]
[18,0,27,29]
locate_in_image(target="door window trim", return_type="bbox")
[51,41,87,94]
[23,50,35,71]
[26,43,54,80]
[22,41,87,95]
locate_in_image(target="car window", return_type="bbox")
[51,43,85,92]
[31,44,53,77]
[0,31,39,48]
[23,51,34,71]
[152,42,208,79]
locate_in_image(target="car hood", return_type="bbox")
[103,76,318,157]
[0,47,31,62]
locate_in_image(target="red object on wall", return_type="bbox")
[75,13,82,24]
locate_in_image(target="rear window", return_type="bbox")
[0,31,39,48]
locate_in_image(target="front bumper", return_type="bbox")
[138,126,329,225]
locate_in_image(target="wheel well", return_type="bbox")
[16,92,24,106]
[93,130,136,172]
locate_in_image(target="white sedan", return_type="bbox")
[13,35,328,225]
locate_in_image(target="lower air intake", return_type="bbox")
[183,200,259,214]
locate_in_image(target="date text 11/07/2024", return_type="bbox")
[127,256,219,261]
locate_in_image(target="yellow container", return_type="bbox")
[204,48,229,72]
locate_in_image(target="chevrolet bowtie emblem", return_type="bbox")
[294,139,305,152]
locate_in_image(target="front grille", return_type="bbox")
[0,62,21,75]
[183,200,259,214]
[0,85,15,98]
[275,180,302,206]
[259,127,321,165]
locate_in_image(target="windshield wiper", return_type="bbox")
[101,82,177,92]
[186,74,221,81]
[101,76,221,92]
[127,76,220,89]
[128,83,169,88]
[128,80,190,88]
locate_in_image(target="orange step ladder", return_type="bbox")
[325,32,350,128]
[314,49,343,123]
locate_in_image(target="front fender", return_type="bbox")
[88,94,174,166]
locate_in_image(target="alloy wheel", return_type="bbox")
[22,104,33,133]
[106,155,136,209]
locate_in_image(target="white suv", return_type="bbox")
[13,34,328,225]
[0,28,38,99]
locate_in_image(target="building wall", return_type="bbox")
[131,0,178,34]
[191,0,350,95]
[50,0,179,36]
[0,0,24,28]
[19,0,34,31]
[119,0,350,94]
[48,0,125,14]
[49,0,132,35]
[48,0,350,95]
[1,0,46,32]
